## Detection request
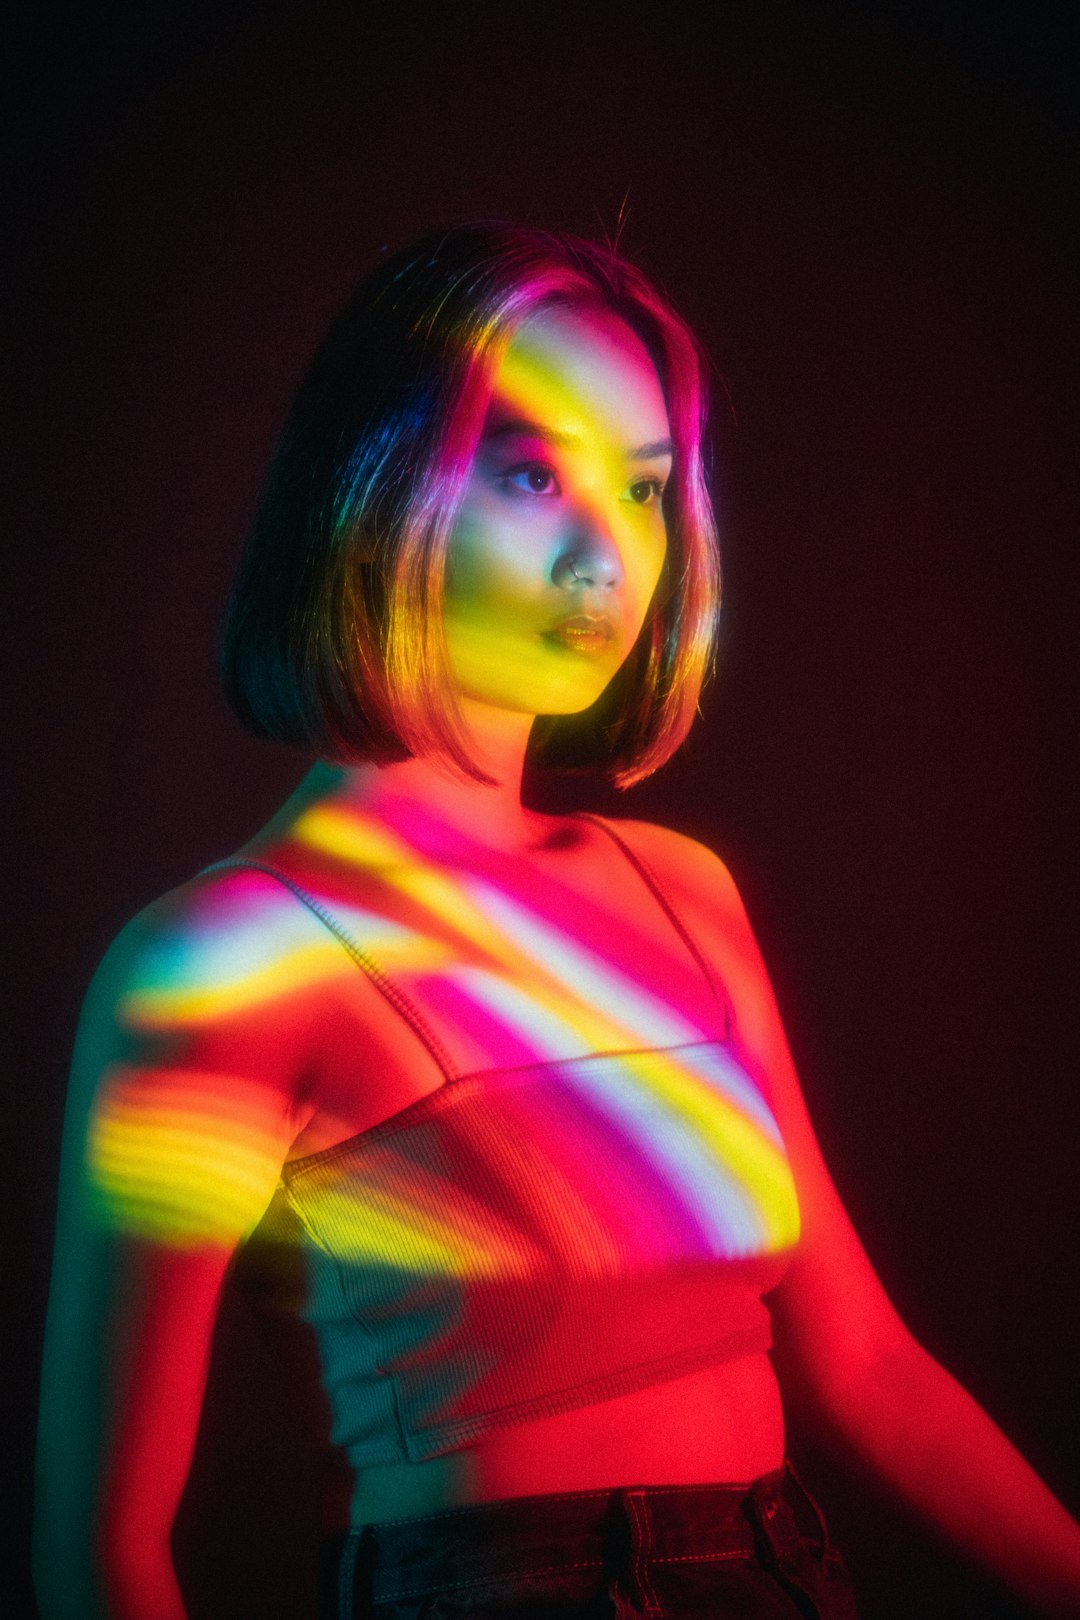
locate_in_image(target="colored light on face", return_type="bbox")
[443,306,672,718]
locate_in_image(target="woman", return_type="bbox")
[34,224,1080,1619]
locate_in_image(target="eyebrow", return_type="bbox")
[484,419,674,461]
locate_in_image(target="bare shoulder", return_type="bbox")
[59,862,369,1252]
[590,815,782,1058]
[84,862,346,1029]
[585,814,728,875]
[587,816,750,936]
[74,862,363,1124]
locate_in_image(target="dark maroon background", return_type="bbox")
[6,4,1079,1616]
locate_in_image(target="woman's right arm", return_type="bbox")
[33,871,341,1620]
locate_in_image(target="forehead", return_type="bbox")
[488,304,670,442]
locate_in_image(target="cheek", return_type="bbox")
[445,509,548,609]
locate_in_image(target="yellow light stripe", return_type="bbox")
[292,804,415,869]
[293,805,694,1059]
[121,939,358,1027]
[87,1070,288,1245]
[306,1184,537,1279]
[624,1051,800,1248]
[293,806,533,964]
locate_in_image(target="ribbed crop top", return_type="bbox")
[230,815,801,1467]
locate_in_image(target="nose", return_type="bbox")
[551,534,625,593]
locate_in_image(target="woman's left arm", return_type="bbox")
[626,822,1080,1616]
[770,1111,1080,1618]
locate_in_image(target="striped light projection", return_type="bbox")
[88,809,800,1248]
[287,1041,798,1274]
[87,1067,292,1246]
[281,1032,798,1459]
[442,316,672,720]
[85,805,800,1458]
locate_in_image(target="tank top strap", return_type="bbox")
[570,814,734,1039]
[201,858,459,1082]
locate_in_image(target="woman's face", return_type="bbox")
[443,304,673,718]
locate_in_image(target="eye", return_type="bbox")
[504,462,561,496]
[627,477,666,506]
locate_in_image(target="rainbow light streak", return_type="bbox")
[119,880,359,1027]
[309,1177,536,1281]
[441,322,672,720]
[295,805,718,1063]
[86,805,799,1278]
[498,343,602,462]
[441,966,614,1062]
[286,1042,799,1279]
[618,1047,797,1254]
[294,805,527,963]
[461,879,704,1047]
[88,1067,289,1246]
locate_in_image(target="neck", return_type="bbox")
[310,702,549,855]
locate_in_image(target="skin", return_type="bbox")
[442,304,671,727]
[34,307,1080,1618]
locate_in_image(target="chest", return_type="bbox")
[279,822,734,1160]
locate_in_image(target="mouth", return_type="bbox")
[544,614,617,655]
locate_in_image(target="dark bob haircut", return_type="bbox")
[219,223,722,787]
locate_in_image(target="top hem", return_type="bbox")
[342,1325,774,1469]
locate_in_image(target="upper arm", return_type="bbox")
[613,820,914,1402]
[34,868,344,1612]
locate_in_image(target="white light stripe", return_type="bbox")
[466,881,707,1047]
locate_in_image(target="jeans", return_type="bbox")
[326,1463,858,1618]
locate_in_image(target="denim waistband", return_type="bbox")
[333,1462,833,1613]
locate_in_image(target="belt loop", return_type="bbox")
[337,1525,373,1619]
[616,1488,664,1616]
[784,1460,832,1556]
[742,1470,788,1570]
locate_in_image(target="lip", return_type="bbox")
[545,614,617,655]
